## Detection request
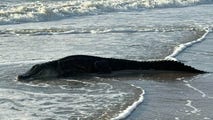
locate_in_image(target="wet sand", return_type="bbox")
[125,32,213,120]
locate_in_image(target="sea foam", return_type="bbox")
[0,0,212,24]
[165,28,210,61]
[112,84,145,120]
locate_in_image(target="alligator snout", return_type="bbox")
[17,74,30,81]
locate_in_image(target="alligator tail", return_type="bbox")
[139,60,206,73]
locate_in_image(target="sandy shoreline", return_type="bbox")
[125,32,213,120]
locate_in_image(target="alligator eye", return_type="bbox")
[32,65,37,69]
[31,65,38,70]
[29,64,41,73]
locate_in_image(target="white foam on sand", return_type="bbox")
[185,100,200,114]
[185,83,206,98]
[111,84,145,120]
[165,28,210,61]
[184,80,213,99]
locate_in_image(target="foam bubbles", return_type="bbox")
[165,28,210,61]
[0,76,145,120]
[0,0,213,25]
[185,100,200,114]
[112,84,145,120]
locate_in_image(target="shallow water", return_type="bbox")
[0,1,213,120]
[0,64,145,119]
[127,32,213,120]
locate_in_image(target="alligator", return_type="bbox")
[17,55,205,81]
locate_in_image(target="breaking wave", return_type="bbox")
[0,0,212,24]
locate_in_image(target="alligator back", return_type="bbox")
[56,55,205,73]
[108,58,205,73]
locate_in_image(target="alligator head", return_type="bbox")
[17,62,58,81]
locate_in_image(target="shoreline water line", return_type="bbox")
[112,84,145,120]
[165,28,210,61]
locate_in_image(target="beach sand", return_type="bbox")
[125,32,213,120]
[0,2,213,119]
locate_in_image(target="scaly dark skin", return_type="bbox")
[17,55,206,81]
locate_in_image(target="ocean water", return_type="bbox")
[0,0,213,119]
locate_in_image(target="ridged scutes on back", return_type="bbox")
[141,60,205,73]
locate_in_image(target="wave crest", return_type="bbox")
[0,0,212,24]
